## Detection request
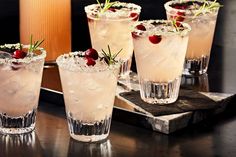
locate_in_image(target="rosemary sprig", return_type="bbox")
[193,0,223,18]
[172,20,180,32]
[28,35,44,53]
[97,0,117,14]
[101,45,122,65]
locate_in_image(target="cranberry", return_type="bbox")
[174,5,183,9]
[11,62,22,70]
[177,11,185,16]
[130,12,139,21]
[108,8,116,12]
[12,50,27,59]
[85,48,99,60]
[131,32,139,39]
[174,4,187,10]
[135,24,146,31]
[149,35,162,44]
[173,12,185,22]
[175,21,183,27]
[86,57,96,66]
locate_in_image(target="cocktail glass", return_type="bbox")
[0,44,46,134]
[85,2,141,77]
[132,20,190,104]
[57,51,120,142]
[165,0,220,75]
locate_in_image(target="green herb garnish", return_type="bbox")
[28,35,44,53]
[194,0,223,18]
[96,0,117,14]
[101,45,122,65]
[172,20,180,32]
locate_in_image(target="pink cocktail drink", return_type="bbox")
[0,44,46,134]
[85,2,141,77]
[57,48,120,142]
[132,20,190,104]
[165,0,221,75]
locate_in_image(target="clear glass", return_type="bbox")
[20,0,71,62]
[0,44,46,134]
[181,73,209,92]
[57,53,120,142]
[132,20,190,104]
[165,0,220,75]
[85,2,141,77]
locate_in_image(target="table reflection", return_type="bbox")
[0,131,43,157]
[67,139,112,157]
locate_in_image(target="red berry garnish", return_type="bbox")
[13,50,27,59]
[86,57,96,66]
[177,11,185,16]
[173,4,187,10]
[149,35,162,44]
[85,48,99,60]
[130,12,139,21]
[108,7,116,12]
[175,12,185,22]
[131,32,139,39]
[135,24,146,31]
[175,16,185,22]
[176,21,183,27]
[174,5,182,9]
[11,62,22,71]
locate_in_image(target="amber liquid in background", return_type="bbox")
[20,0,71,61]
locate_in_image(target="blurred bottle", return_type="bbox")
[20,0,71,62]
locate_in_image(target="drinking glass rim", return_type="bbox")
[132,19,191,37]
[0,43,46,64]
[56,51,121,73]
[164,0,220,17]
[84,2,141,21]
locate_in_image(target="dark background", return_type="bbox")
[0,0,236,93]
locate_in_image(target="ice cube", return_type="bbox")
[0,51,12,59]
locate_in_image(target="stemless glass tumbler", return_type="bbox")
[165,0,220,75]
[57,51,120,142]
[85,2,141,77]
[0,44,46,134]
[132,20,190,104]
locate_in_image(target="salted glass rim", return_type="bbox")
[132,19,191,37]
[84,2,141,21]
[0,43,46,64]
[164,0,220,17]
[56,51,121,73]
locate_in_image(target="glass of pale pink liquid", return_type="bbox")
[165,0,220,75]
[132,20,190,104]
[0,44,46,134]
[57,51,120,142]
[85,2,141,77]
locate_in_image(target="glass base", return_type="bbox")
[139,76,181,104]
[119,57,132,78]
[183,55,209,76]
[0,109,37,134]
[67,113,112,142]
[181,73,209,92]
